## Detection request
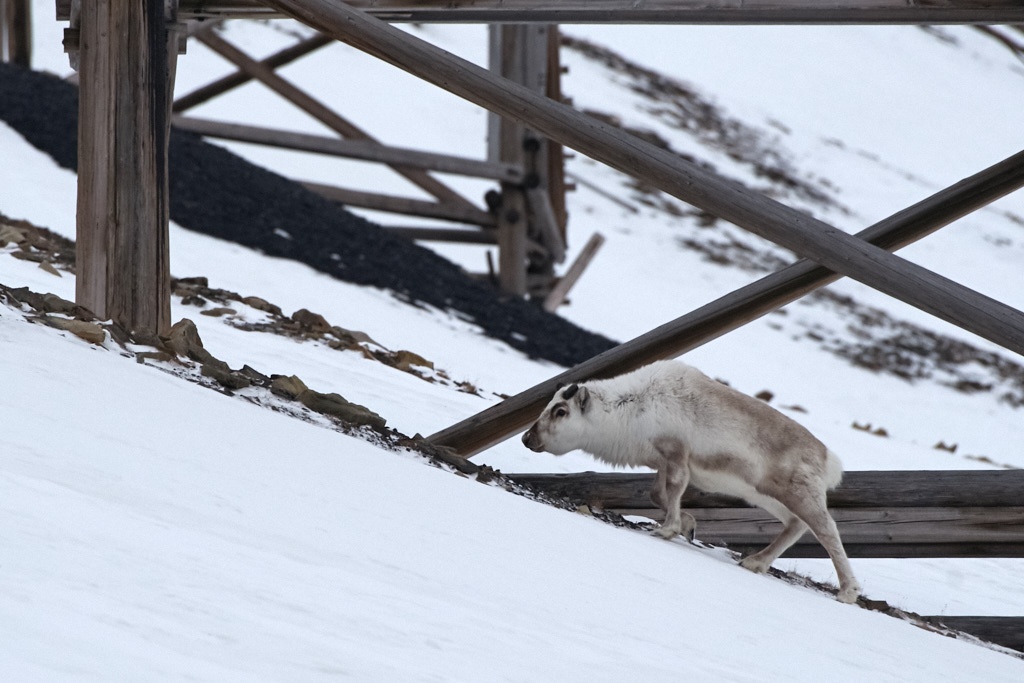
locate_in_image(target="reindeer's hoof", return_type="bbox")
[739,554,771,574]
[836,582,862,604]
[652,525,679,540]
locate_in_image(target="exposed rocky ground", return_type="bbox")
[0,61,617,369]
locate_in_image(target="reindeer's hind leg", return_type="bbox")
[740,511,808,574]
[780,487,862,604]
[651,438,696,541]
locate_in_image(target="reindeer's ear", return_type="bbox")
[576,386,590,413]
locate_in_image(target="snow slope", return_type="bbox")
[3,3,1024,678]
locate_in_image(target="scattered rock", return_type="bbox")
[242,296,283,317]
[270,374,309,400]
[135,350,177,364]
[291,308,332,333]
[201,363,252,390]
[200,307,237,318]
[297,389,387,430]
[162,318,229,371]
[38,260,61,277]
[934,441,958,453]
[393,350,434,372]
[43,316,106,345]
[0,223,26,246]
[755,389,774,402]
[852,422,889,438]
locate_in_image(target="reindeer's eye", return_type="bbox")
[553,405,568,419]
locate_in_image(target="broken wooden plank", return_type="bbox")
[542,231,604,312]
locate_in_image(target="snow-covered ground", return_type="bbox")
[3,4,1024,679]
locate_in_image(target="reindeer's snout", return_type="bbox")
[522,424,544,452]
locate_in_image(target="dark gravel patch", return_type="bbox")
[0,61,617,367]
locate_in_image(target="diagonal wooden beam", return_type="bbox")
[195,29,481,212]
[264,0,1024,358]
[257,0,1024,453]
[426,149,1024,456]
[173,32,332,112]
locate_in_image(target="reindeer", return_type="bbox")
[522,360,862,603]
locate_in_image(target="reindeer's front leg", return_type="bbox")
[652,438,695,541]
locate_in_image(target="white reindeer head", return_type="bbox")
[522,383,592,455]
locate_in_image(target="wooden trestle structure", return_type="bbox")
[44,0,1024,652]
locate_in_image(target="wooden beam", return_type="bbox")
[302,181,497,226]
[195,29,481,213]
[265,1,1024,353]
[173,115,523,182]
[510,470,1024,509]
[542,231,604,312]
[385,226,498,244]
[172,33,333,113]
[509,470,1024,559]
[75,0,175,336]
[430,147,1024,456]
[147,1,1024,25]
[249,1,1024,457]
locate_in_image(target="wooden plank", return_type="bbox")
[508,470,1024,558]
[542,231,604,312]
[509,470,1024,510]
[173,33,333,113]
[920,617,1024,652]
[159,1,1024,25]
[385,226,498,244]
[172,115,523,182]
[76,0,173,336]
[195,30,480,213]
[302,181,497,226]
[263,0,1024,362]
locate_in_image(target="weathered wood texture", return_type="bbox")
[259,0,1024,457]
[76,0,174,335]
[195,29,480,213]
[172,115,522,182]
[542,231,604,312]
[509,470,1024,558]
[173,33,332,112]
[425,145,1024,456]
[1,0,31,66]
[302,181,496,226]
[920,616,1024,653]
[142,1,1024,25]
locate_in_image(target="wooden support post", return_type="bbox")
[1,0,30,66]
[75,0,177,336]
[489,24,549,296]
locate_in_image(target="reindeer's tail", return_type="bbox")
[824,449,845,490]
